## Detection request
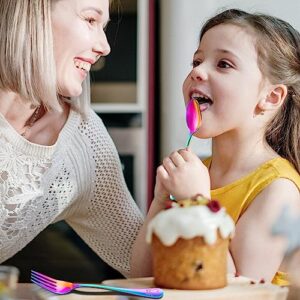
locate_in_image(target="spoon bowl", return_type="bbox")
[170,98,203,201]
[186,99,202,147]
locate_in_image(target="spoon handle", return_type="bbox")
[78,284,164,299]
[186,133,193,147]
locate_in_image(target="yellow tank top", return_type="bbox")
[204,157,300,286]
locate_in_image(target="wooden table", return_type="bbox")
[15,274,289,300]
[15,284,123,300]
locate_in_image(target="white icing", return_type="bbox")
[146,205,235,246]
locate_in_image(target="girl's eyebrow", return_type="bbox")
[194,48,241,62]
[214,49,241,61]
[194,49,202,56]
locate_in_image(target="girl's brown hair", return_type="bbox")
[200,9,300,173]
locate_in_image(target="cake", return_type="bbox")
[146,195,235,290]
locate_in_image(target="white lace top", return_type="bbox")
[0,108,144,277]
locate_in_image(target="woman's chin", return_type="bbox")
[59,86,83,98]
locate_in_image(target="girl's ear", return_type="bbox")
[258,84,288,111]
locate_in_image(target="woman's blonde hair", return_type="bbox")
[0,0,90,116]
[200,9,300,173]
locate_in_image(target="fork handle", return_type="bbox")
[76,283,164,299]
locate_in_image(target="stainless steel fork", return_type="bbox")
[31,270,164,298]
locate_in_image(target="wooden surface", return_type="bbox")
[15,284,122,300]
[15,274,289,300]
[103,274,289,300]
[15,283,124,300]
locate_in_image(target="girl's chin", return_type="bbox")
[193,129,212,139]
[194,135,208,140]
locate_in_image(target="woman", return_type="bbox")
[0,0,144,278]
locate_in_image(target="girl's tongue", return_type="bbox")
[199,102,210,112]
[191,94,213,112]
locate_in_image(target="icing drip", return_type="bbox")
[147,205,235,246]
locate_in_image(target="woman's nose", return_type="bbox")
[93,30,111,57]
[190,65,208,81]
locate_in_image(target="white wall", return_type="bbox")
[160,0,300,159]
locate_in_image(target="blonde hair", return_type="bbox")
[0,0,90,116]
[200,9,300,173]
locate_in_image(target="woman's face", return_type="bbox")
[51,0,110,97]
[182,24,266,138]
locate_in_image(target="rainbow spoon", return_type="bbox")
[169,99,202,201]
[185,98,202,147]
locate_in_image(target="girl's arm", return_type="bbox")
[230,178,300,281]
[130,197,165,277]
[130,171,169,277]
[130,148,211,277]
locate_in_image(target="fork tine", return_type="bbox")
[31,274,57,287]
[31,272,56,286]
[31,277,57,293]
[31,270,57,284]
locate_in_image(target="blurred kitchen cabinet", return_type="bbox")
[91,0,155,214]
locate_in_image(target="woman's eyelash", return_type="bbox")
[86,17,96,25]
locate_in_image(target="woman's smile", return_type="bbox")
[51,0,110,97]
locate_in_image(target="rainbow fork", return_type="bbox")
[31,270,164,299]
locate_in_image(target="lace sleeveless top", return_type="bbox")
[0,108,144,277]
[204,157,300,286]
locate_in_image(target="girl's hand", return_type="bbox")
[156,148,211,200]
[153,172,170,207]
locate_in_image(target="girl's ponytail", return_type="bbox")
[266,90,300,173]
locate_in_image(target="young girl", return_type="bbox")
[134,9,300,285]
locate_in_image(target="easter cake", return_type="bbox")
[146,195,235,290]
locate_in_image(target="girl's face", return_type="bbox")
[51,0,110,97]
[183,24,266,138]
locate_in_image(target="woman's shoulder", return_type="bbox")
[75,108,107,134]
[79,108,103,124]
[76,108,119,153]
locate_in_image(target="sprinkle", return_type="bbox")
[250,281,256,285]
[259,279,265,284]
[207,200,221,212]
[195,194,209,205]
